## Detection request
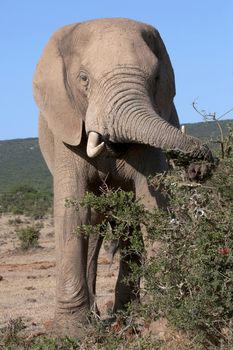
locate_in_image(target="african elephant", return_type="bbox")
[33,18,212,337]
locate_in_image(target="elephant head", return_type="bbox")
[33,18,212,161]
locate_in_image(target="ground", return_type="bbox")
[0,215,203,349]
[0,214,119,334]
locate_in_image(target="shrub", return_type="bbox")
[144,157,233,346]
[67,189,145,256]
[8,217,23,225]
[16,225,41,250]
[141,124,233,346]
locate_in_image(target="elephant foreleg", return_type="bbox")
[54,200,91,337]
[53,141,91,337]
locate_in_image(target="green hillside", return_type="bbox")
[185,119,230,140]
[0,119,232,193]
[0,138,52,193]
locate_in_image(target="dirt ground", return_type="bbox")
[0,214,119,334]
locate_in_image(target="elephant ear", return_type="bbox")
[33,24,83,146]
[169,103,180,129]
[142,26,176,121]
[150,28,176,96]
[149,30,180,130]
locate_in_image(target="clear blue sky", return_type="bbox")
[1,0,232,140]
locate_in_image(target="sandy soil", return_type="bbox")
[0,214,119,333]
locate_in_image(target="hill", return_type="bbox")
[0,138,52,193]
[185,119,230,140]
[0,119,232,193]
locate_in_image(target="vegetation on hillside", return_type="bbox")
[185,119,230,140]
[0,185,52,218]
[0,138,52,193]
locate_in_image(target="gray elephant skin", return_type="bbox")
[33,18,212,337]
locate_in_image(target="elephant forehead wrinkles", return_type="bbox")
[82,34,157,79]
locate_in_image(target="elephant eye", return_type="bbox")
[78,72,89,87]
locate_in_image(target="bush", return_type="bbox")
[8,217,24,225]
[0,317,26,348]
[142,124,233,347]
[0,185,52,218]
[144,157,233,346]
[16,225,41,250]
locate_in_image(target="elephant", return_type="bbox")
[33,18,213,337]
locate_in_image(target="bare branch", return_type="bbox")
[192,101,233,122]
[218,107,233,120]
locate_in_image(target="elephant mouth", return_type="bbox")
[86,131,130,158]
[104,140,131,157]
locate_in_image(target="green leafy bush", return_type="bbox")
[0,317,26,348]
[144,159,233,345]
[16,225,41,250]
[142,125,233,345]
[0,318,82,350]
[67,189,145,256]
[0,185,52,218]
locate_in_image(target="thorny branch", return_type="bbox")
[192,101,233,159]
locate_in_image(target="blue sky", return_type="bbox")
[0,0,232,140]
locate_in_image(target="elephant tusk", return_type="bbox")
[181,125,186,134]
[86,131,105,158]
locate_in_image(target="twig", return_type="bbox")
[218,107,233,120]
[192,101,233,159]
[177,182,202,188]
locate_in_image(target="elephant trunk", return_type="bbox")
[112,106,212,160]
[85,67,212,161]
